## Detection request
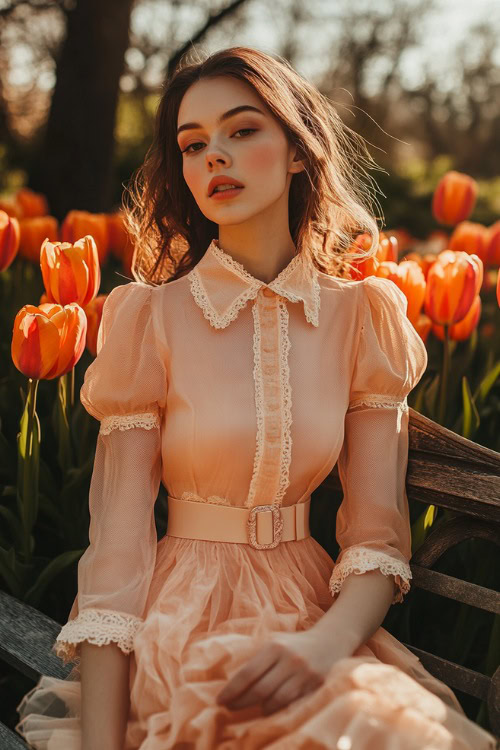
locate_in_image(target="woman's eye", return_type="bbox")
[181,128,257,154]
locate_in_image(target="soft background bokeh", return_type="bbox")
[0,0,499,741]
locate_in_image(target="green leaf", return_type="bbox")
[24,549,84,607]
[462,376,480,439]
[474,360,500,410]
[0,545,22,596]
[424,372,440,420]
[0,505,24,547]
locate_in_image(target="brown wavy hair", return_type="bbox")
[122,45,385,286]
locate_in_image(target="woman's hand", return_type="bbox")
[215,629,353,716]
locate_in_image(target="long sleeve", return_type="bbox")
[330,276,428,606]
[53,281,167,665]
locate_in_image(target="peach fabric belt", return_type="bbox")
[166,495,311,550]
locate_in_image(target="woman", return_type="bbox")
[16,46,497,749]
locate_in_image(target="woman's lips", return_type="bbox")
[210,187,244,200]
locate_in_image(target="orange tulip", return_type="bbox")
[431,295,481,342]
[414,313,433,345]
[432,170,478,226]
[18,216,59,263]
[40,235,101,307]
[486,220,500,267]
[426,230,449,253]
[424,250,483,326]
[482,268,498,295]
[107,211,132,259]
[348,232,395,279]
[449,221,490,268]
[496,268,500,309]
[401,251,424,268]
[480,322,495,339]
[0,198,22,219]
[0,210,20,271]
[84,294,107,356]
[400,252,439,281]
[375,259,426,327]
[385,228,414,254]
[379,232,398,263]
[347,233,376,279]
[11,302,87,379]
[16,187,49,218]
[61,210,109,264]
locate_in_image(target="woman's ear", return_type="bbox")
[288,145,306,175]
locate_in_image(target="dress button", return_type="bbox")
[262,287,274,297]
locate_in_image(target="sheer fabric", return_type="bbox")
[54,283,166,664]
[332,276,428,604]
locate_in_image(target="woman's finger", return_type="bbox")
[217,644,280,705]
[226,657,294,709]
[262,673,306,715]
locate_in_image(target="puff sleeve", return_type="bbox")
[331,276,428,605]
[53,281,167,665]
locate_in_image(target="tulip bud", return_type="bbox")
[11,302,87,379]
[432,171,478,226]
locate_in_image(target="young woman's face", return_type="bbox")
[176,76,303,225]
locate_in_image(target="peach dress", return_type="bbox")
[15,239,497,749]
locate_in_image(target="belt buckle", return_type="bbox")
[247,504,284,549]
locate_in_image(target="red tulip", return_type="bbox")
[486,221,500,267]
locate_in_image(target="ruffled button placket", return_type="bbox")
[245,286,292,510]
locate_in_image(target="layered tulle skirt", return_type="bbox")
[16,534,497,749]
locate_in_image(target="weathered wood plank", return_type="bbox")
[0,721,29,749]
[0,590,72,681]
[403,643,491,700]
[409,564,500,613]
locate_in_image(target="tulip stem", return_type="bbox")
[437,324,450,426]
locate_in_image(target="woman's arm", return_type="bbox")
[81,642,131,750]
[309,568,396,652]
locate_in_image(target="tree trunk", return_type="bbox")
[39,0,134,220]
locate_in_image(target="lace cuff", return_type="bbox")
[53,608,144,665]
[329,546,412,605]
[99,411,160,435]
[347,395,408,414]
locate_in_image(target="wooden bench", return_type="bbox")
[1,407,499,747]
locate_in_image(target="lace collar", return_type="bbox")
[187,239,321,329]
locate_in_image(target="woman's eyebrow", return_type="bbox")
[177,105,265,136]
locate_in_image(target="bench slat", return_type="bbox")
[0,721,29,749]
[0,590,72,681]
[403,643,492,701]
[410,565,500,614]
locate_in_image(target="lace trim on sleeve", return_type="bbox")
[347,395,408,413]
[99,411,160,435]
[329,545,412,605]
[53,608,144,665]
